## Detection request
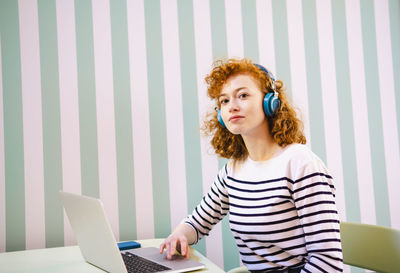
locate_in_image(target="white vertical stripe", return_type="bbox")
[0,37,6,253]
[56,0,81,246]
[91,0,119,240]
[374,0,400,229]
[225,0,244,58]
[159,0,188,230]
[18,0,45,250]
[256,0,276,74]
[193,0,218,191]
[345,0,376,225]
[286,0,312,147]
[193,0,224,269]
[316,0,347,221]
[126,0,154,239]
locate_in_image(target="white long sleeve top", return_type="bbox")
[184,144,343,272]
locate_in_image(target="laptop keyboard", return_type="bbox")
[122,252,171,273]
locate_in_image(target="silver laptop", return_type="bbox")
[59,191,205,273]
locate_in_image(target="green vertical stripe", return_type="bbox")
[389,0,400,153]
[0,0,26,252]
[302,0,327,163]
[37,0,64,248]
[360,0,391,227]
[221,216,239,271]
[210,1,239,270]
[210,0,228,60]
[109,0,137,240]
[218,157,234,272]
[177,0,206,254]
[241,0,259,62]
[271,0,292,97]
[143,0,171,238]
[331,0,361,223]
[74,0,99,198]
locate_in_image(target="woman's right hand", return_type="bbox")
[159,223,196,260]
[159,233,190,260]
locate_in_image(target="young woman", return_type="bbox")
[160,58,343,273]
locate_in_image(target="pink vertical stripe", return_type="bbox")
[374,0,400,229]
[193,0,224,268]
[159,0,188,230]
[345,0,376,225]
[256,0,276,74]
[18,0,46,250]
[316,0,347,221]
[225,0,244,58]
[126,0,155,239]
[91,0,120,240]
[56,0,82,246]
[286,0,311,147]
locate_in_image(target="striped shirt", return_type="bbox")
[185,144,343,272]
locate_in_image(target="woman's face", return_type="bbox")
[219,73,268,137]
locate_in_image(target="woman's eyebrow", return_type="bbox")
[219,87,247,98]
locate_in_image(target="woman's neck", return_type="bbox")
[242,130,280,162]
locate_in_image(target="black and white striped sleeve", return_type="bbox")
[291,159,343,273]
[184,165,230,243]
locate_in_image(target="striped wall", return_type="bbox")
[0,0,399,272]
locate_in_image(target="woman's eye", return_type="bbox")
[220,99,228,104]
[239,93,248,99]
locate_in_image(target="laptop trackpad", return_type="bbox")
[126,247,205,272]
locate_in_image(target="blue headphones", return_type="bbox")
[217,64,280,128]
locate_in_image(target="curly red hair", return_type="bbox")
[202,58,306,160]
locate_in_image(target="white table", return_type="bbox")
[0,239,225,273]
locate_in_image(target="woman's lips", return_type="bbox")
[229,115,244,122]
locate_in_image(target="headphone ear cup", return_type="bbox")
[263,93,280,117]
[217,110,226,128]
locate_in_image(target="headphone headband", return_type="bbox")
[254,63,275,81]
[254,63,277,93]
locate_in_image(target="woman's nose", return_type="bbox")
[229,99,239,112]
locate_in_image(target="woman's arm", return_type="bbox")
[292,160,343,272]
[161,165,230,259]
